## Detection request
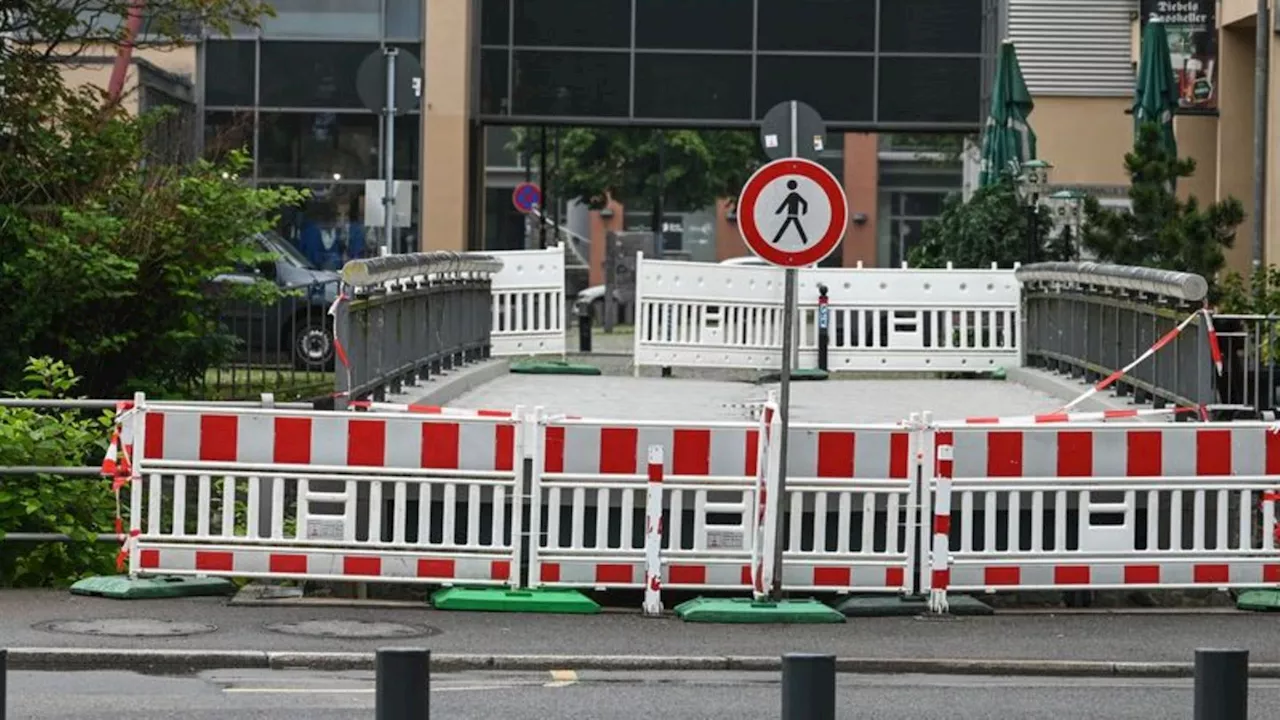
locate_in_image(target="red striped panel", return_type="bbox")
[1196,430,1232,476]
[935,430,954,478]
[813,567,851,587]
[984,566,1021,586]
[199,415,238,462]
[269,554,307,574]
[490,560,511,580]
[1124,565,1160,584]
[672,429,711,476]
[1267,431,1280,476]
[740,566,753,586]
[544,426,565,473]
[144,412,166,459]
[140,549,160,569]
[1193,564,1229,584]
[599,428,638,474]
[343,556,381,576]
[195,551,234,572]
[417,558,455,578]
[476,409,513,418]
[931,568,950,588]
[274,417,312,464]
[493,424,515,472]
[816,431,855,478]
[540,563,561,582]
[595,563,632,584]
[1054,565,1091,585]
[1265,565,1280,583]
[933,515,951,535]
[347,420,387,466]
[421,421,460,469]
[668,565,706,585]
[986,432,1022,477]
[1056,431,1093,477]
[889,432,910,479]
[885,567,905,588]
[744,429,760,477]
[1126,431,1162,476]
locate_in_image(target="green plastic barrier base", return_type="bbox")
[757,369,829,384]
[510,360,602,376]
[674,596,845,624]
[431,587,601,614]
[1237,589,1280,612]
[836,594,993,617]
[990,367,1008,380]
[69,575,237,600]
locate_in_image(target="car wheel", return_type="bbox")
[292,316,336,371]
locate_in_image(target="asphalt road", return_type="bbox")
[9,668,1280,719]
[1,590,1276,664]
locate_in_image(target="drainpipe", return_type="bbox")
[1252,0,1270,284]
[106,0,146,105]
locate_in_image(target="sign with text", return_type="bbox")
[1142,0,1218,112]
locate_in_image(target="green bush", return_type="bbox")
[0,359,118,587]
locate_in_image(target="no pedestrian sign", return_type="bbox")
[737,158,847,267]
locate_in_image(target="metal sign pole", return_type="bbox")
[382,48,398,255]
[770,101,801,600]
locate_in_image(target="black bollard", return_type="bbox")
[1,648,7,720]
[816,283,829,372]
[781,653,835,720]
[375,647,430,720]
[1194,648,1248,720]
[577,302,593,353]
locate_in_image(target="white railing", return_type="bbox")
[484,247,566,357]
[633,255,1021,374]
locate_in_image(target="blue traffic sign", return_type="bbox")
[512,182,542,214]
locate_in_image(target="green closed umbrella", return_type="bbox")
[979,41,1037,188]
[1133,16,1179,161]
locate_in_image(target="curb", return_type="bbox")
[8,648,1280,678]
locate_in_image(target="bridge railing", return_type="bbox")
[1017,261,1215,411]
[334,252,502,408]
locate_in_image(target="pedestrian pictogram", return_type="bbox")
[512,182,541,214]
[737,157,847,267]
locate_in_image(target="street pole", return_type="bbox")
[817,283,829,372]
[1026,203,1038,264]
[375,647,430,720]
[771,100,800,600]
[1253,0,1270,284]
[539,126,548,248]
[1,647,7,720]
[382,47,398,256]
[1193,648,1248,720]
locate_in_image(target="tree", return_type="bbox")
[512,127,764,232]
[1080,121,1244,292]
[908,179,1069,269]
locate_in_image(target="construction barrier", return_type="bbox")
[484,247,566,358]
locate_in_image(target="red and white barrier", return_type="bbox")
[642,445,664,617]
[349,400,513,418]
[928,431,953,614]
[751,397,782,600]
[960,407,1199,425]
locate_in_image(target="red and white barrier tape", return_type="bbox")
[642,445,664,618]
[101,402,139,571]
[1203,308,1224,375]
[348,400,513,417]
[961,406,1200,425]
[929,433,954,615]
[328,290,353,398]
[1058,309,1202,413]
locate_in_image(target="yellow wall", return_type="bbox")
[1033,96,1132,185]
[1218,25,1259,276]
[54,45,195,116]
[421,0,472,252]
[1174,115,1218,207]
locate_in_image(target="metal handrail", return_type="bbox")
[341,251,503,287]
[1016,261,1209,302]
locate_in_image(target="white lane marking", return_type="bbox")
[544,669,579,688]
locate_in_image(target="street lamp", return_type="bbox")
[1049,189,1087,258]
[1016,159,1052,263]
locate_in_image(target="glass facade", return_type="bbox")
[877,135,965,267]
[199,6,423,262]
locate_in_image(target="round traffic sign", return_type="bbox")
[512,182,541,214]
[737,158,847,267]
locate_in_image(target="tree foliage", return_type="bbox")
[512,127,764,215]
[908,179,1072,269]
[0,2,303,397]
[1080,122,1244,294]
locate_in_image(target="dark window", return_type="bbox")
[480,0,510,45]
[891,191,947,216]
[635,0,753,51]
[634,53,751,120]
[757,0,875,52]
[888,218,926,267]
[880,0,983,54]
[204,40,255,106]
[511,51,630,117]
[485,187,529,251]
[878,57,981,123]
[756,55,874,124]
[260,0,379,38]
[203,111,254,163]
[485,126,522,167]
[479,49,511,115]
[385,0,423,39]
[258,112,418,180]
[512,0,631,48]
[259,42,380,108]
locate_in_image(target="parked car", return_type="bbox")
[574,255,770,322]
[209,231,342,370]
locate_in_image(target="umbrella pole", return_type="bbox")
[1253,0,1270,282]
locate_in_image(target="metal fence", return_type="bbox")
[333,252,502,408]
[1210,314,1280,418]
[1018,262,1216,411]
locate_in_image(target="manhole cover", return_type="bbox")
[264,619,436,639]
[37,618,218,637]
